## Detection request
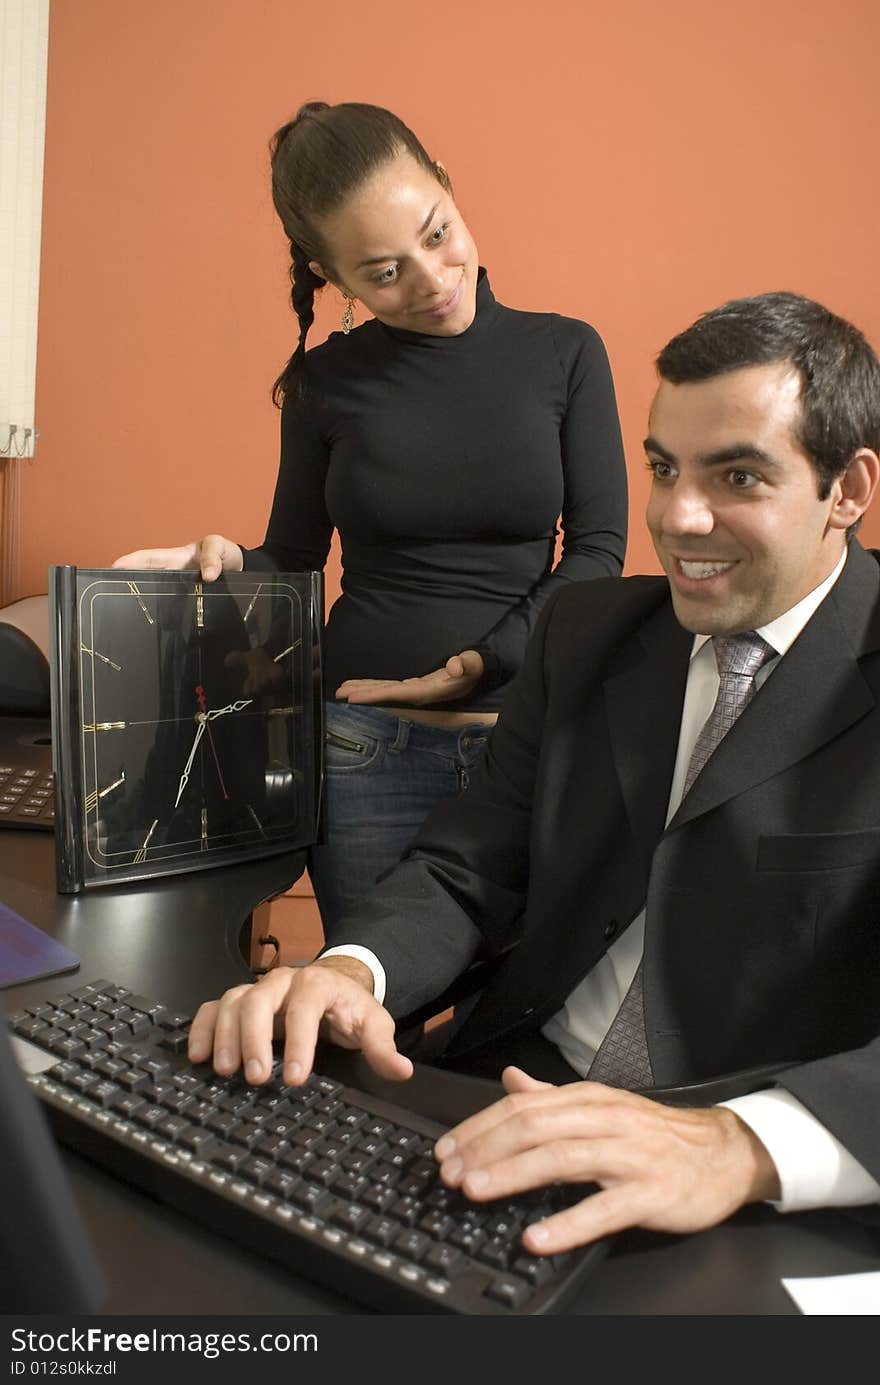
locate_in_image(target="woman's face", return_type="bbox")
[310,151,480,336]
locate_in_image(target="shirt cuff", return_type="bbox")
[722,1088,880,1212]
[318,946,387,1005]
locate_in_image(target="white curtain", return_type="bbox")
[0,0,49,602]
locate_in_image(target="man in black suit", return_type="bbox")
[191,291,880,1253]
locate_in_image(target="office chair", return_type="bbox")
[0,594,50,716]
[0,592,50,658]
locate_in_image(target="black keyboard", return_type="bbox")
[0,762,54,828]
[0,717,54,830]
[9,978,607,1314]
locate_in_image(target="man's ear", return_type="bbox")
[828,449,880,530]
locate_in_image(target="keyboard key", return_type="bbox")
[158,1114,191,1141]
[337,1108,367,1133]
[278,1146,315,1176]
[290,1183,333,1216]
[212,1144,247,1174]
[206,1110,240,1138]
[118,1068,151,1093]
[253,1132,289,1160]
[125,995,170,1023]
[157,1011,191,1031]
[306,1157,338,1186]
[419,1210,454,1240]
[240,1155,276,1186]
[365,1214,399,1247]
[476,1236,513,1270]
[135,1105,168,1132]
[332,1171,368,1201]
[393,1228,430,1262]
[111,1092,146,1119]
[450,1224,486,1255]
[24,1003,57,1021]
[179,1128,217,1156]
[230,1122,265,1151]
[89,1081,122,1109]
[362,1185,397,1214]
[265,1170,300,1201]
[512,1254,554,1287]
[48,1035,87,1060]
[484,1275,530,1310]
[13,1016,51,1041]
[69,1071,101,1096]
[333,1203,370,1234]
[341,1146,380,1177]
[424,1244,463,1277]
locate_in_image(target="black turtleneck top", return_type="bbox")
[241,271,627,712]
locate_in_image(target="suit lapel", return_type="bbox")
[604,599,692,870]
[670,542,880,831]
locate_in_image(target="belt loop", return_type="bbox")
[391,716,410,752]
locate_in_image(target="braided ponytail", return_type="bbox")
[269,100,446,405]
[272,241,324,406]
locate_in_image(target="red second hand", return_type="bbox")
[194,685,229,799]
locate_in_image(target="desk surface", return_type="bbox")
[2,829,879,1316]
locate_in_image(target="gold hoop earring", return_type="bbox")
[341,296,355,335]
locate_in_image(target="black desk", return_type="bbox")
[2,830,879,1316]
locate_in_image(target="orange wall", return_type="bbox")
[22,0,880,600]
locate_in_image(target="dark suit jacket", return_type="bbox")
[339,540,880,1183]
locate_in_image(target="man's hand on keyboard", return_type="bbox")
[433,1066,780,1254]
[188,961,414,1088]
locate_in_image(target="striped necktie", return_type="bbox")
[587,631,776,1090]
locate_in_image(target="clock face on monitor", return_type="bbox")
[50,568,322,892]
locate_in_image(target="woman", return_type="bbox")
[115,101,628,942]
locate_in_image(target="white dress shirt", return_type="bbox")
[327,547,879,1211]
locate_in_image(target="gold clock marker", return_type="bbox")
[134,819,158,863]
[273,640,302,662]
[243,585,263,622]
[127,582,154,624]
[81,645,123,672]
[85,772,125,812]
[195,581,204,629]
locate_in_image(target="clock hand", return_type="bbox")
[205,698,254,720]
[193,684,229,799]
[174,715,206,808]
[203,721,229,800]
[174,698,253,808]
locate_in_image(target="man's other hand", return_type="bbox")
[434,1066,781,1254]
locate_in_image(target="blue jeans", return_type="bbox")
[308,702,493,944]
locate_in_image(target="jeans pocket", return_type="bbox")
[324,726,384,774]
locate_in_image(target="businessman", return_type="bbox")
[190,291,880,1255]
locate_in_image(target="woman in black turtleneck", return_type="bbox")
[116,102,628,944]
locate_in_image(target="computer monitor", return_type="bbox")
[0,1022,106,1311]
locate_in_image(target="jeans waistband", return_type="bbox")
[324,701,494,755]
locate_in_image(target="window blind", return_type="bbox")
[0,0,49,602]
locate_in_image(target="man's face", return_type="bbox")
[645,363,849,635]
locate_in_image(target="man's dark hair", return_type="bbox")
[657,292,880,498]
